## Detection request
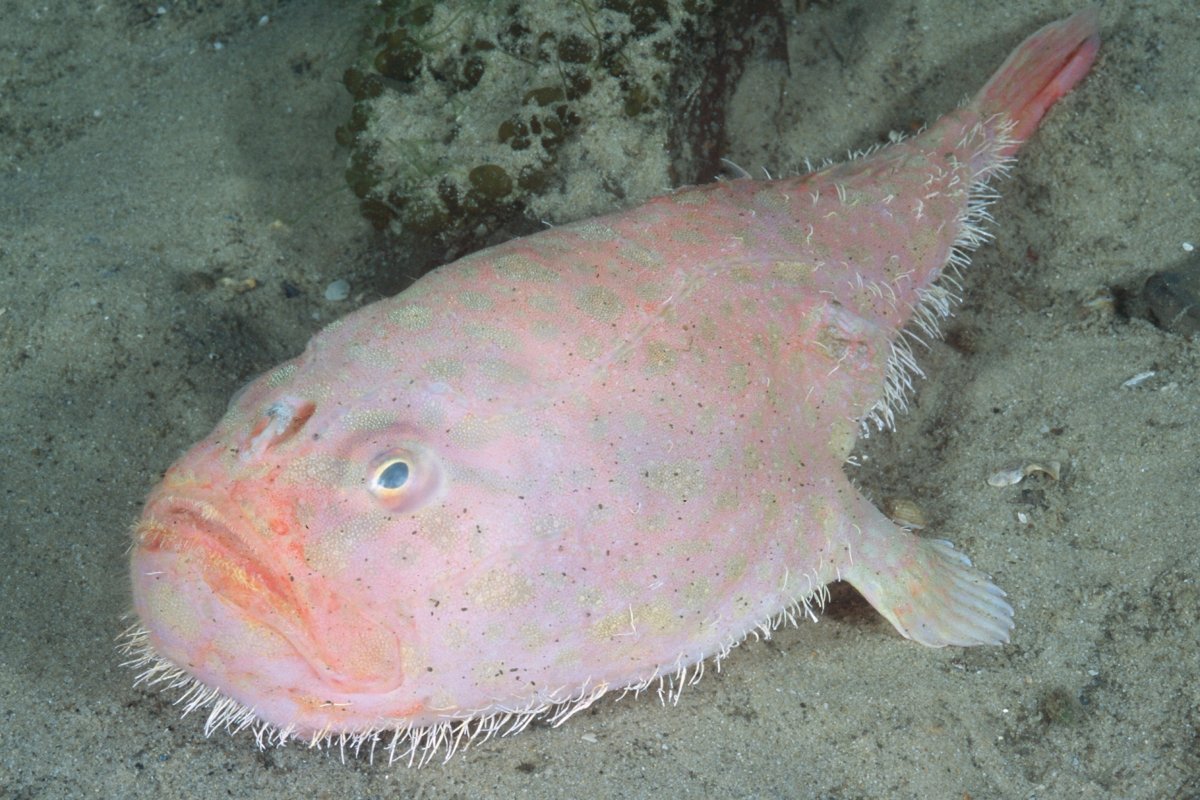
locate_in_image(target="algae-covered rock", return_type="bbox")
[337,0,785,257]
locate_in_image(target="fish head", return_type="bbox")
[127,313,551,738]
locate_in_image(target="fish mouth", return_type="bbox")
[130,491,406,727]
[136,494,266,584]
[133,493,290,629]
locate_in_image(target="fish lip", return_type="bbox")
[135,491,407,697]
[139,493,267,583]
[135,491,299,635]
[136,493,321,675]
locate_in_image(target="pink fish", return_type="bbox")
[124,9,1100,764]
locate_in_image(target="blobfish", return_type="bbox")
[124,10,1100,764]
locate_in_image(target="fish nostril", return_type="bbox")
[243,398,316,458]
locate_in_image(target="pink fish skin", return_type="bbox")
[124,10,1100,763]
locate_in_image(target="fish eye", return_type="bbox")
[374,459,410,490]
[366,448,442,512]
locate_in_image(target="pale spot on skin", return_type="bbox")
[425,357,465,380]
[305,512,390,573]
[388,304,434,330]
[741,444,764,473]
[592,602,676,641]
[411,506,467,552]
[465,322,519,350]
[575,286,624,324]
[590,608,634,640]
[304,381,337,403]
[728,266,757,283]
[827,418,859,460]
[283,454,353,487]
[672,535,717,561]
[518,622,554,651]
[531,514,568,541]
[346,341,395,369]
[618,240,665,269]
[448,414,501,448]
[442,620,474,654]
[634,281,666,303]
[467,570,532,611]
[753,189,791,213]
[669,227,708,246]
[637,512,669,533]
[643,340,678,375]
[714,487,740,511]
[344,409,397,431]
[781,226,812,247]
[725,554,749,585]
[771,260,818,283]
[458,291,494,311]
[267,363,297,387]
[479,358,527,385]
[572,221,617,241]
[726,362,750,393]
[414,396,447,429]
[840,187,874,207]
[398,644,426,687]
[575,587,604,612]
[142,575,203,639]
[530,319,561,341]
[681,577,713,608]
[644,461,704,504]
[757,490,782,530]
[493,254,558,283]
[672,190,710,207]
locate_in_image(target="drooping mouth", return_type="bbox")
[134,494,287,617]
[130,492,407,710]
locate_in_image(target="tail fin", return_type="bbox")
[970,7,1101,159]
[839,490,1014,648]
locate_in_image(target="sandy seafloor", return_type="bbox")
[2,0,1197,798]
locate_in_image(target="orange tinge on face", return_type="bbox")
[129,477,420,737]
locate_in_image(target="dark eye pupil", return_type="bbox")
[377,460,410,489]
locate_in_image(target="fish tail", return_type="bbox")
[840,493,1014,647]
[969,7,1101,160]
